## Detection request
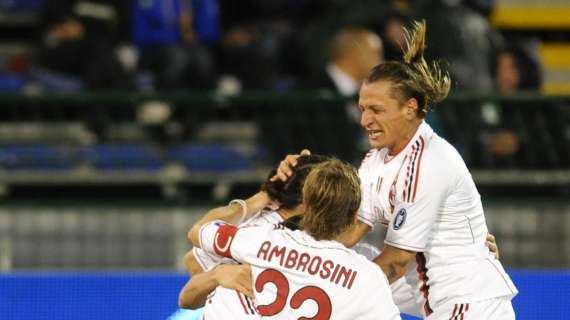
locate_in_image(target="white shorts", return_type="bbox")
[426,296,515,320]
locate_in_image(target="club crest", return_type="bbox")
[393,208,407,230]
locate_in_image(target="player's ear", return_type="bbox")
[405,98,419,119]
[353,211,360,224]
[298,203,307,215]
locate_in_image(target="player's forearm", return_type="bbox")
[188,191,270,246]
[184,250,204,276]
[373,245,415,284]
[377,259,408,284]
[178,271,219,309]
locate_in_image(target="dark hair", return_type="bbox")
[281,215,303,231]
[301,159,361,240]
[261,155,329,210]
[494,46,542,91]
[366,20,451,118]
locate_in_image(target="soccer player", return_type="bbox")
[188,159,401,319]
[179,155,329,318]
[275,21,518,319]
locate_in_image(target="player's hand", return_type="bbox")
[214,264,254,298]
[486,233,499,259]
[270,149,311,182]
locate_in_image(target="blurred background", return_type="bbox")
[0,0,568,319]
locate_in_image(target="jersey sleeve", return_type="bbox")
[199,220,272,263]
[385,154,451,251]
[192,246,225,271]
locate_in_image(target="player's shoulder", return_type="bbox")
[419,133,465,175]
[359,148,384,172]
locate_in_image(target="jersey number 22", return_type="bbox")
[255,269,332,319]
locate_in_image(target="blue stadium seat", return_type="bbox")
[167,144,251,172]
[0,0,42,12]
[79,145,164,171]
[0,145,75,170]
[31,68,83,93]
[0,73,27,92]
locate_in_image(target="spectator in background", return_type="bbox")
[480,45,544,167]
[216,0,317,91]
[380,12,411,61]
[306,27,384,155]
[260,27,382,164]
[495,47,542,94]
[36,0,134,91]
[132,0,220,90]
[416,0,503,92]
[307,27,383,97]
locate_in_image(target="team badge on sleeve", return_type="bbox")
[393,208,407,230]
[213,224,238,258]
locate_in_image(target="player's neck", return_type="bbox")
[334,228,357,247]
[277,208,300,220]
[388,119,422,156]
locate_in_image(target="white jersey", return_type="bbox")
[358,121,518,317]
[193,210,284,320]
[199,221,401,320]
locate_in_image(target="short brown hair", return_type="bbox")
[365,20,450,118]
[300,159,361,240]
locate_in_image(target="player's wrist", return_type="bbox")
[228,199,247,223]
[245,191,271,212]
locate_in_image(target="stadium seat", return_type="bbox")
[0,145,75,170]
[0,73,27,92]
[0,0,42,12]
[167,144,251,172]
[79,145,164,171]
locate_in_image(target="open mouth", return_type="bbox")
[368,130,383,139]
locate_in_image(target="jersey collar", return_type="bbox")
[384,121,433,163]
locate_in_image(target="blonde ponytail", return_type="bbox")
[402,20,451,109]
[365,20,452,117]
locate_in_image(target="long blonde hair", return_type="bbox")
[365,20,451,117]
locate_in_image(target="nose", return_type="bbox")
[360,109,373,128]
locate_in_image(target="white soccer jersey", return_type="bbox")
[358,121,518,317]
[199,221,401,320]
[193,210,284,320]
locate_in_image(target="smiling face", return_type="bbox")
[358,80,421,154]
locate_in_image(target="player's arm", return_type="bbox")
[372,245,416,284]
[379,153,449,284]
[183,250,205,276]
[188,191,271,246]
[178,264,253,309]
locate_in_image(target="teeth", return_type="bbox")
[368,130,382,138]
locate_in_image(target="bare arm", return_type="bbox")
[179,264,253,309]
[373,244,416,284]
[183,250,205,276]
[188,191,271,246]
